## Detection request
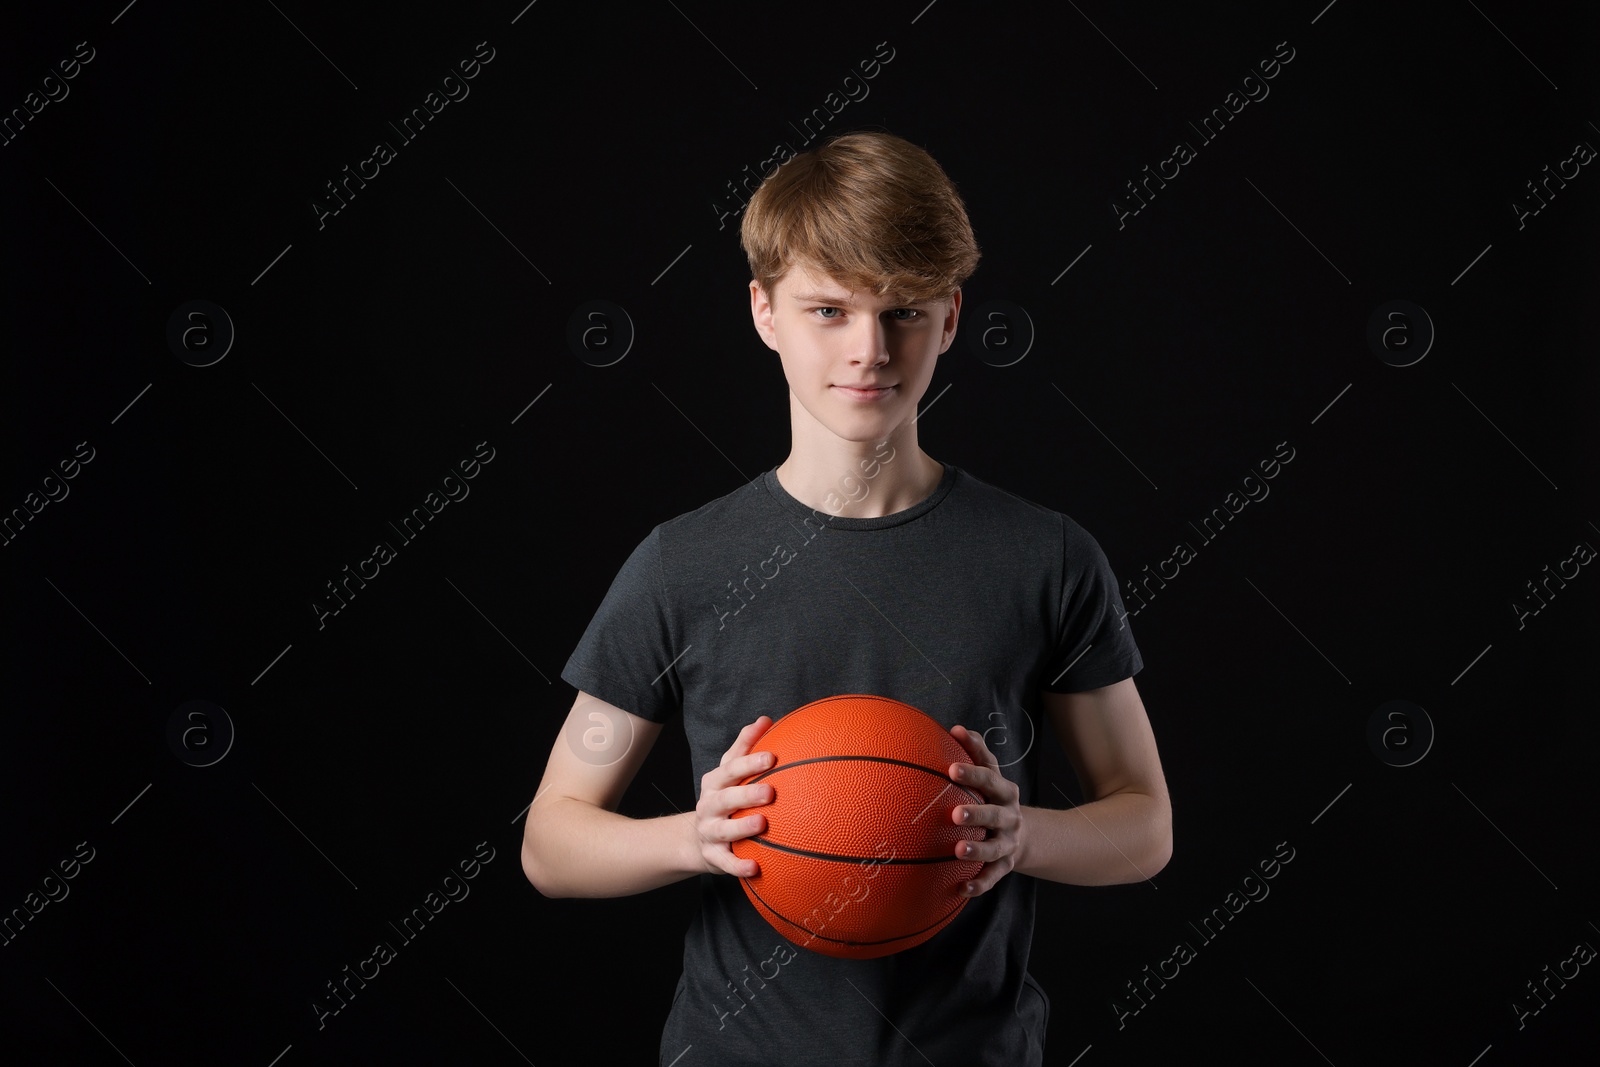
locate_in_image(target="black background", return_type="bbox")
[3,1,1597,1064]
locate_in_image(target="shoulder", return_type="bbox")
[622,476,783,590]
[594,478,764,580]
[948,465,1105,551]
[653,474,769,544]
[950,465,1052,522]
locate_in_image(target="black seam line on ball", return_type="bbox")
[748,753,983,801]
[745,878,968,947]
[746,836,974,865]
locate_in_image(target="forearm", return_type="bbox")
[522,799,700,898]
[1013,790,1172,887]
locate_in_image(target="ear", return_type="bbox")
[937,288,962,355]
[750,279,779,352]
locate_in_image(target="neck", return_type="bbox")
[775,397,943,519]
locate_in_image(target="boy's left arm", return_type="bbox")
[949,678,1172,895]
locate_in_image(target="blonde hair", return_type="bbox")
[739,130,981,306]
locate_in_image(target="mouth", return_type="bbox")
[834,384,895,401]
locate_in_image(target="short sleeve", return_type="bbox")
[559,526,684,723]
[1042,513,1144,693]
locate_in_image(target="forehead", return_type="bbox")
[781,263,852,300]
[779,263,920,307]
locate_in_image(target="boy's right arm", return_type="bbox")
[520,691,776,898]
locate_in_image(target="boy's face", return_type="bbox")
[750,261,961,445]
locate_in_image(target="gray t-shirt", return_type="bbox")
[561,459,1143,1067]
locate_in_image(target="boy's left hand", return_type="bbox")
[947,723,1023,897]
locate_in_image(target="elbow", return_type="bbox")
[1147,792,1173,875]
[1146,830,1173,877]
[520,827,568,899]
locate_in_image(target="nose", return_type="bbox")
[850,316,891,367]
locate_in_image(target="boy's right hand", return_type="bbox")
[692,716,776,878]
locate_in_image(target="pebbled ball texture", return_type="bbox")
[729,694,986,959]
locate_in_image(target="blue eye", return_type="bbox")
[810,307,921,321]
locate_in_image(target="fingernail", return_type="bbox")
[959,808,970,822]
[965,882,976,895]
[964,843,975,856]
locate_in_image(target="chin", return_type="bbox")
[836,418,905,443]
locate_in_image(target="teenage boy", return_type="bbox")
[522,130,1171,1067]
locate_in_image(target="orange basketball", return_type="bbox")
[728,694,985,959]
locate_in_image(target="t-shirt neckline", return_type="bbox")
[760,460,960,531]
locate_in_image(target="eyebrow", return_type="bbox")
[789,291,927,306]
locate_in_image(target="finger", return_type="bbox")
[955,835,1011,863]
[710,750,776,789]
[950,762,1011,803]
[961,848,1017,895]
[962,858,1012,896]
[949,723,999,769]
[713,782,775,815]
[709,844,761,878]
[708,811,767,842]
[947,764,1024,806]
[721,716,775,768]
[952,801,997,827]
[738,715,775,751]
